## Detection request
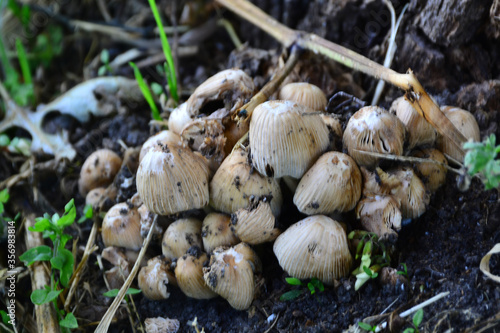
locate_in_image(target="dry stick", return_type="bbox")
[95,215,158,333]
[24,213,60,333]
[216,0,468,159]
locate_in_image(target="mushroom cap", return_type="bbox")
[203,243,261,310]
[278,82,327,111]
[230,200,280,245]
[273,215,353,284]
[144,317,180,333]
[390,167,430,219]
[437,106,480,162]
[85,187,107,207]
[168,102,191,136]
[101,202,143,250]
[320,114,343,139]
[390,96,437,149]
[139,130,182,163]
[136,143,209,215]
[202,213,239,254]
[293,152,362,215]
[210,147,283,216]
[250,100,330,179]
[356,195,402,242]
[343,106,406,167]
[78,149,122,196]
[411,148,448,193]
[175,246,217,299]
[138,256,174,300]
[161,218,203,260]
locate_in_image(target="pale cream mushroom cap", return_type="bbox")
[250,100,330,179]
[144,317,180,333]
[78,149,122,196]
[390,167,430,219]
[273,215,352,284]
[168,102,191,136]
[161,218,203,260]
[101,202,142,250]
[139,130,182,163]
[356,195,402,242]
[411,148,448,193]
[294,152,362,215]
[202,213,239,254]
[230,200,280,245]
[278,82,327,111]
[138,256,174,300]
[175,247,217,299]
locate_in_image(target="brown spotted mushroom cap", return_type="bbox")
[201,213,239,254]
[175,246,217,299]
[78,149,122,196]
[278,82,327,111]
[230,200,280,245]
[161,218,203,260]
[101,202,142,250]
[138,256,175,300]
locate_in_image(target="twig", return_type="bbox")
[216,0,468,160]
[95,215,158,333]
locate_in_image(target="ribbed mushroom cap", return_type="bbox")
[343,106,406,167]
[202,213,239,253]
[136,143,209,215]
[102,202,143,250]
[356,195,402,242]
[390,167,430,219]
[175,246,217,299]
[230,200,280,245]
[210,146,282,216]
[203,243,261,310]
[139,130,181,163]
[273,215,352,284]
[78,149,122,196]
[437,106,480,162]
[168,102,190,136]
[411,148,448,193]
[249,100,330,179]
[294,152,362,215]
[390,96,437,149]
[138,256,174,300]
[161,218,203,260]
[278,82,327,111]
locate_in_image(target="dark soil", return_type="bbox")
[1,0,500,332]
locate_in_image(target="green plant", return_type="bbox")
[358,321,378,332]
[348,231,392,291]
[279,277,325,301]
[0,134,32,156]
[19,199,93,331]
[464,134,500,190]
[130,62,162,121]
[397,263,408,277]
[97,49,113,76]
[403,309,424,333]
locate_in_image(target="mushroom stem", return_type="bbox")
[216,0,467,160]
[95,215,158,333]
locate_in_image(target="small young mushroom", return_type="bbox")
[78,149,122,196]
[85,187,107,207]
[390,167,430,219]
[293,152,362,215]
[203,243,261,310]
[278,82,327,111]
[210,146,282,216]
[230,200,280,245]
[202,213,239,254]
[168,102,191,136]
[139,130,181,163]
[136,143,209,215]
[356,195,402,242]
[390,96,437,149]
[343,106,406,167]
[273,215,353,284]
[138,256,175,300]
[411,148,448,193]
[249,100,330,179]
[161,218,203,260]
[101,202,143,250]
[175,246,217,299]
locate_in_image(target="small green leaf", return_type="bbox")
[98,66,107,76]
[358,322,374,330]
[19,245,52,265]
[60,233,72,248]
[59,312,78,328]
[309,278,324,292]
[402,328,415,333]
[413,309,423,327]
[130,61,161,121]
[285,277,302,286]
[78,204,93,223]
[103,288,142,297]
[57,200,76,228]
[0,310,13,327]
[0,134,10,146]
[0,188,9,203]
[29,217,52,232]
[31,288,62,305]
[100,49,110,64]
[279,289,303,301]
[58,249,74,287]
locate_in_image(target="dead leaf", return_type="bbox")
[480,243,500,283]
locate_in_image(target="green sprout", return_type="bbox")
[403,309,424,333]
[279,277,325,301]
[464,134,500,190]
[130,62,162,121]
[358,321,378,332]
[397,263,408,277]
[98,49,113,76]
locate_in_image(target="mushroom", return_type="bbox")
[139,130,182,163]
[249,100,330,179]
[273,215,352,284]
[85,187,107,207]
[343,106,406,167]
[144,317,180,333]
[390,167,429,219]
[78,149,122,196]
[356,195,402,242]
[411,148,448,193]
[230,199,280,245]
[390,96,437,149]
[437,106,480,162]
[161,218,203,260]
[168,102,190,136]
[210,146,282,216]
[138,256,175,300]
[293,152,362,215]
[101,202,143,250]
[202,213,239,254]
[278,82,327,111]
[203,243,261,310]
[138,204,164,239]
[175,246,217,299]
[102,246,133,290]
[136,143,209,215]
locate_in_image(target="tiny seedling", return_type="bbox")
[98,49,113,76]
[397,263,408,277]
[402,309,424,333]
[19,199,92,331]
[0,134,32,156]
[130,62,162,121]
[358,321,378,332]
[464,134,500,190]
[279,277,325,301]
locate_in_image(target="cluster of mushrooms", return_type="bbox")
[78,68,480,310]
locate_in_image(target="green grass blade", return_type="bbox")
[130,62,162,121]
[15,39,32,86]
